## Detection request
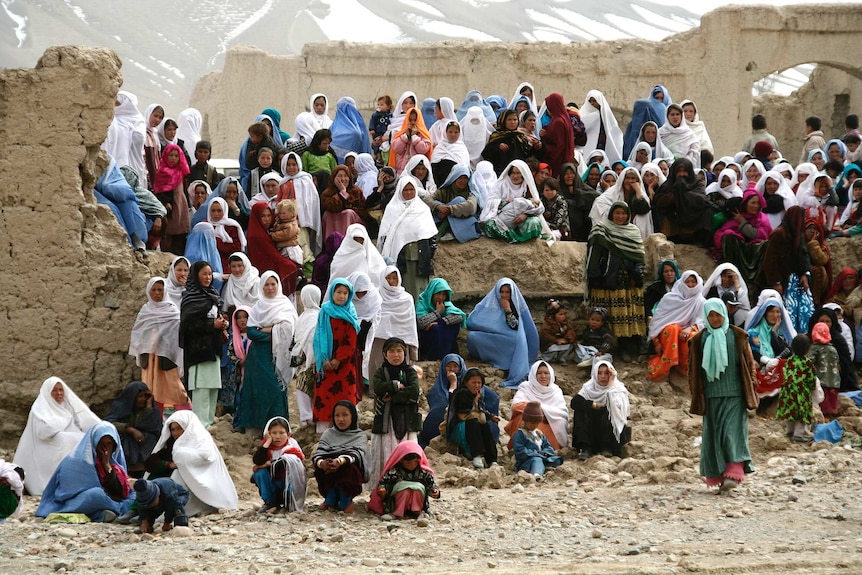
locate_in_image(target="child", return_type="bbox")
[0,460,24,521]
[225,306,251,427]
[133,477,189,533]
[369,94,393,158]
[777,334,816,442]
[540,178,569,240]
[251,417,306,514]
[248,147,279,201]
[368,441,440,520]
[445,368,500,469]
[271,199,304,267]
[301,129,338,175]
[809,322,841,419]
[221,253,260,313]
[369,337,422,484]
[188,140,224,190]
[576,307,616,367]
[512,401,563,481]
[313,401,369,514]
[246,122,285,173]
[539,299,576,365]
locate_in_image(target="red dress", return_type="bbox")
[313,317,358,422]
[214,225,241,272]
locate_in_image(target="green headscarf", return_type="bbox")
[702,298,729,382]
[415,277,467,328]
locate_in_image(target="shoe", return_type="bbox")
[116,510,138,525]
[577,449,591,461]
[576,358,594,368]
[791,435,809,443]
[103,510,117,523]
[439,232,455,242]
[258,502,278,514]
[533,473,543,482]
[489,461,499,468]
[720,477,738,493]
[472,456,485,469]
[341,503,355,514]
[380,514,395,521]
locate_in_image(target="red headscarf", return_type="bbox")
[366,440,433,515]
[825,267,857,301]
[152,143,190,193]
[542,92,575,177]
[246,203,298,296]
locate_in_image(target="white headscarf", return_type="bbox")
[346,271,382,322]
[387,91,418,138]
[580,90,624,163]
[648,270,707,339]
[657,104,700,168]
[577,359,630,441]
[165,256,190,308]
[329,223,387,289]
[249,271,298,388]
[0,460,24,518]
[509,81,538,115]
[589,166,654,240]
[355,153,379,198]
[129,277,185,372]
[402,154,437,194]
[208,197,247,250]
[377,176,438,261]
[176,108,202,159]
[512,360,569,448]
[12,377,101,495]
[291,112,318,144]
[679,99,713,154]
[429,97,458,145]
[278,152,322,252]
[741,159,766,188]
[791,162,818,189]
[186,179,213,208]
[705,168,743,200]
[148,410,238,514]
[103,90,147,182]
[701,263,751,325]
[481,159,554,244]
[755,170,798,229]
[640,162,667,189]
[430,121,471,168]
[628,121,672,163]
[461,107,493,170]
[308,93,332,129]
[221,252,260,311]
[374,266,418,348]
[291,284,321,371]
[251,172,281,210]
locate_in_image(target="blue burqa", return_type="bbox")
[184,222,225,292]
[623,99,666,160]
[330,97,372,163]
[94,158,148,246]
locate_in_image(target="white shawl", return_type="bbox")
[512,361,570,448]
[251,173,281,210]
[354,153,379,198]
[679,100,713,154]
[208,197,247,250]
[577,359,630,441]
[755,170,798,229]
[346,271,383,322]
[589,166,654,239]
[278,152,322,252]
[129,277,185,373]
[509,81,538,115]
[705,168,743,200]
[402,155,437,195]
[431,125,471,168]
[580,90,624,163]
[377,176,438,261]
[309,93,332,129]
[0,460,24,518]
[291,285,321,371]
[374,266,419,348]
[429,97,458,145]
[165,256,190,308]
[701,263,751,324]
[460,106,492,170]
[176,108,202,159]
[741,159,766,188]
[480,159,554,245]
[12,377,100,495]
[221,252,260,311]
[248,271,298,389]
[648,270,706,339]
[103,90,147,182]
[148,410,238,515]
[628,121,673,162]
[658,105,700,168]
[796,173,837,230]
[291,112,318,144]
[329,223,387,289]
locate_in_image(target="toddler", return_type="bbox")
[252,417,306,513]
[777,334,816,442]
[809,322,840,419]
[576,307,616,367]
[369,441,439,520]
[271,199,304,266]
[512,401,563,481]
[369,95,393,157]
[133,477,189,533]
[539,299,576,365]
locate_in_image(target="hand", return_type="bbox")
[430,489,440,499]
[168,462,177,470]
[681,328,692,341]
[446,372,458,392]
[436,205,451,218]
[262,431,272,446]
[500,298,512,313]
[490,415,501,423]
[800,275,810,291]
[765,358,780,370]
[538,129,546,138]
[435,301,446,314]
[513,214,527,227]
[499,143,509,152]
[733,212,746,223]
[653,339,662,356]
[377,487,387,497]
[129,427,145,444]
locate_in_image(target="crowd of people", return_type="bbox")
[4,83,861,524]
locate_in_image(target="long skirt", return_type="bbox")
[589,287,645,339]
[142,356,192,415]
[647,323,696,381]
[699,395,753,482]
[721,236,767,285]
[755,360,786,398]
[418,322,460,361]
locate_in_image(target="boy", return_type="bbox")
[540,178,569,241]
[246,122,285,173]
[369,95,393,158]
[133,478,189,533]
[188,140,224,190]
[512,401,563,481]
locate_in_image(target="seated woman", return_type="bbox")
[321,165,368,241]
[415,277,467,361]
[423,165,481,243]
[797,173,839,231]
[825,268,858,317]
[0,460,24,520]
[418,354,467,448]
[705,168,743,229]
[145,410,237,517]
[430,120,470,185]
[444,368,500,469]
[467,278,539,388]
[755,170,797,230]
[702,263,751,326]
[657,104,700,167]
[481,109,531,175]
[744,291,796,399]
[215,177,250,229]
[558,162,600,241]
[312,401,369,513]
[389,108,433,175]
[13,377,101,496]
[713,188,772,283]
[403,154,438,195]
[582,162,603,192]
[36,421,135,522]
[589,166,653,240]
[644,259,680,324]
[505,360,569,451]
[480,159,551,244]
[571,359,631,460]
[646,270,706,382]
[652,158,713,245]
[103,382,162,478]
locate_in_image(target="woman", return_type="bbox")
[585,202,647,362]
[481,109,531,175]
[329,223,387,290]
[278,152,322,255]
[424,165,481,243]
[239,271,298,433]
[540,93,575,176]
[559,161,600,241]
[705,168,743,226]
[826,269,859,319]
[429,96,458,145]
[143,103,164,188]
[480,159,551,244]
[580,90,625,163]
[369,266,419,377]
[658,103,700,168]
[805,218,832,307]
[403,154,438,195]
[652,158,712,245]
[461,106,493,170]
[35,421,135,522]
[389,108,433,175]
[165,256,190,308]
[415,277,467,361]
[321,165,368,241]
[312,401,369,513]
[755,170,797,230]
[418,354,467,448]
[444,368,500,468]
[582,162,602,192]
[797,173,839,233]
[180,260,227,428]
[505,361,569,450]
[147,410,238,517]
[430,120,470,185]
[702,263,751,326]
[309,93,332,129]
[377,176,438,298]
[291,285,321,428]
[466,278,539,388]
[184,222,224,292]
[214,176,250,229]
[589,166,653,240]
[129,277,191,414]
[628,121,672,163]
[330,96,371,163]
[644,259,680,323]
[571,359,631,460]
[246,203,299,297]
[679,100,714,155]
[689,299,758,492]
[713,188,772,283]
[13,377,101,496]
[206,197,246,272]
[646,270,706,381]
[103,381,162,477]
[221,252,260,312]
[745,291,795,398]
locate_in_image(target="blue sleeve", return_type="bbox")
[512,430,539,463]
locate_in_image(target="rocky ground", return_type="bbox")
[2,358,862,575]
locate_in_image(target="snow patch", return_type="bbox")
[62,0,87,24]
[310,0,402,43]
[2,0,27,47]
[397,0,444,18]
[405,15,500,41]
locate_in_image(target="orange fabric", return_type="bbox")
[388,107,433,168]
[504,402,560,450]
[647,323,698,381]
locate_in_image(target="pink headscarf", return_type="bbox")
[231,306,253,377]
[812,322,831,344]
[153,143,190,193]
[366,440,433,515]
[713,186,772,250]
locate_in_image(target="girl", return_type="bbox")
[571,360,631,460]
[430,120,470,185]
[539,299,576,365]
[165,256,190,308]
[301,128,338,175]
[225,305,251,427]
[184,222,225,292]
[221,253,260,313]
[144,103,164,188]
[647,270,706,381]
[369,441,440,520]
[578,307,616,366]
[419,354,467,447]
[309,93,332,129]
[248,147,279,204]
[389,108,433,175]
[415,277,467,361]
[152,143,191,253]
[313,279,360,433]
[129,277,191,415]
[313,401,369,513]
[755,171,797,230]
[104,381,162,478]
[809,322,841,418]
[777,334,816,442]
[645,259,680,323]
[688,299,758,493]
[589,166,653,240]
[658,103,700,167]
[507,360,569,450]
[252,417,306,514]
[746,292,795,399]
[369,337,422,485]
[445,368,500,469]
[278,152,322,257]
[512,401,563,480]
[369,266,419,376]
[320,165,368,241]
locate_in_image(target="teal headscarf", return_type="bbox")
[313,278,360,373]
[415,277,467,328]
[702,298,729,382]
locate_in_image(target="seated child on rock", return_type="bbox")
[575,307,616,367]
[133,477,189,533]
[539,299,576,365]
[252,417,307,514]
[368,441,439,520]
[512,401,563,481]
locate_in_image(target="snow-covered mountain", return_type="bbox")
[0,0,843,113]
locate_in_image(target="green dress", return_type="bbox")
[237,327,289,429]
[484,214,544,243]
[776,355,815,424]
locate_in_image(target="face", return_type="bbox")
[797,172,809,185]
[499,284,512,302]
[401,457,420,471]
[261,119,273,135]
[707,310,724,329]
[334,170,350,188]
[524,115,537,132]
[804,224,816,241]
[589,97,600,110]
[51,382,65,404]
[195,147,210,164]
[596,365,611,387]
[505,113,519,131]
[400,182,417,201]
[682,104,696,122]
[445,361,459,375]
[446,124,460,142]
[464,375,483,395]
[811,153,825,169]
[209,201,224,221]
[384,345,405,365]
[258,152,273,168]
[662,264,677,285]
[332,285,350,305]
[173,260,189,285]
[333,405,353,431]
[601,173,617,189]
[454,175,469,190]
[684,275,697,288]
[509,167,524,186]
[97,435,115,457]
[345,156,355,169]
[197,265,213,288]
[262,276,279,298]
[285,157,299,176]
[385,271,399,287]
[745,165,761,183]
[720,270,736,288]
[402,96,415,112]
[653,90,664,102]
[843,275,857,291]
[611,206,628,225]
[268,424,288,447]
[745,196,761,214]
[535,364,552,387]
[766,306,781,325]
[828,144,843,160]
[515,101,528,114]
[134,390,152,410]
[586,167,601,187]
[167,149,180,166]
[542,184,557,200]
[169,422,185,440]
[235,311,249,331]
[588,313,604,331]
[221,184,237,203]
[249,133,263,145]
[668,108,682,127]
[643,171,657,187]
[675,165,689,178]
[814,178,830,196]
[817,314,832,328]
[313,97,326,114]
[563,169,575,186]
[149,107,164,128]
[150,280,165,302]
[165,125,177,141]
[263,179,279,197]
[259,208,273,228]
[432,292,447,306]
[658,161,669,177]
[623,171,639,192]
[643,124,657,143]
[319,137,331,152]
[554,308,567,323]
[193,185,208,208]
[407,110,418,127]
[635,149,649,164]
[721,175,732,188]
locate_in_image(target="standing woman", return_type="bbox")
[481,109,531,175]
[688,299,758,493]
[143,103,164,189]
[580,90,625,163]
[321,165,369,241]
[585,202,647,362]
[658,104,700,168]
[165,256,190,308]
[129,277,191,415]
[180,260,227,428]
[368,266,419,377]
[540,93,575,177]
[239,271,298,434]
